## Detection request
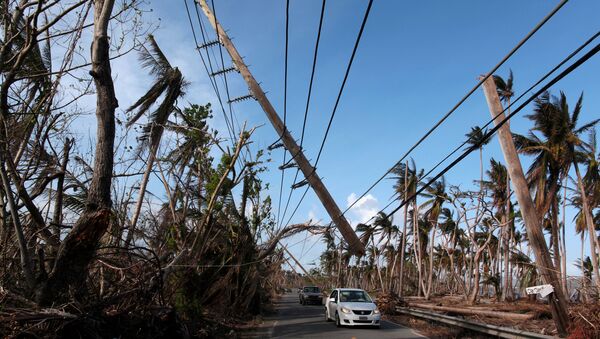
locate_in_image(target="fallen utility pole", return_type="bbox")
[197,0,364,255]
[480,76,569,336]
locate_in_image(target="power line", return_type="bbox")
[190,0,250,169]
[276,0,291,229]
[364,30,600,225]
[386,41,600,221]
[313,0,373,167]
[207,0,252,164]
[210,0,237,136]
[278,0,327,228]
[184,0,236,144]
[280,0,372,230]
[342,0,569,217]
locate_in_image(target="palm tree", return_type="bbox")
[574,129,600,289]
[494,70,514,108]
[421,177,449,299]
[373,212,398,291]
[391,159,424,296]
[125,35,185,247]
[516,91,599,290]
[482,158,513,300]
[465,125,492,190]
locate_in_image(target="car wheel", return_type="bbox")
[335,312,341,328]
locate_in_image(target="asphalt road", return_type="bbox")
[250,293,426,338]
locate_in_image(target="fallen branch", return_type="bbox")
[409,303,535,321]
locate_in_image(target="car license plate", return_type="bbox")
[359,316,368,320]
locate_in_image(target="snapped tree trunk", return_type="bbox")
[36,0,117,305]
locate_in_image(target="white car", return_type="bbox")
[324,288,381,328]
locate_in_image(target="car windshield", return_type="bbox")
[339,290,371,302]
[303,287,320,293]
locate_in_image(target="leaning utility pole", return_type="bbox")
[480,76,569,336]
[197,0,364,255]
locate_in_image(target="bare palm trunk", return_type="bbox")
[398,164,409,296]
[574,162,600,289]
[560,179,568,296]
[425,222,436,299]
[126,142,159,247]
[502,175,512,300]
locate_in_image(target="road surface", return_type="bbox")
[249,293,426,338]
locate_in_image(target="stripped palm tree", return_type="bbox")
[125,35,186,247]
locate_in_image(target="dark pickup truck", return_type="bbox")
[299,286,323,305]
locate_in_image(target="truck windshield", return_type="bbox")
[303,287,320,293]
[339,290,372,302]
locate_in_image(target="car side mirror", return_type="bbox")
[328,298,336,303]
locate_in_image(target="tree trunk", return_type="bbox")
[481,76,569,335]
[36,0,117,305]
[398,163,409,296]
[0,157,35,288]
[126,144,158,247]
[574,162,600,289]
[560,178,568,296]
[502,175,512,301]
[425,222,436,299]
[551,198,562,292]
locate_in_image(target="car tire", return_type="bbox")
[335,312,341,328]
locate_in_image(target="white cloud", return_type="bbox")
[346,193,379,226]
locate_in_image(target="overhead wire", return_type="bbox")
[276,0,291,229]
[362,30,600,226]
[383,39,600,222]
[185,0,237,145]
[193,0,252,170]
[207,0,253,165]
[341,0,569,218]
[279,0,373,230]
[278,0,326,229]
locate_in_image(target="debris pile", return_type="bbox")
[375,292,406,314]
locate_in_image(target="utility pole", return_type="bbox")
[197,0,364,255]
[480,76,569,336]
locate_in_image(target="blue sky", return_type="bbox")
[109,0,600,275]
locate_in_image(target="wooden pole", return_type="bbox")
[480,76,569,336]
[197,0,364,255]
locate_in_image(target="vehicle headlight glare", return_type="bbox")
[373,309,380,314]
[340,307,352,314]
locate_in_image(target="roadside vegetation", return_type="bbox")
[0,1,311,337]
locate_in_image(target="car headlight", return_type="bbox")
[373,309,381,314]
[340,307,352,314]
